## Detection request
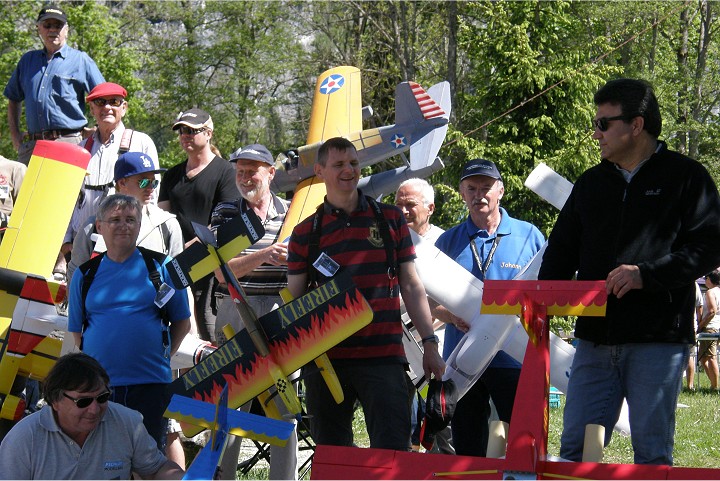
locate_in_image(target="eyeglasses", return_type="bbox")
[101,218,138,227]
[63,391,111,408]
[40,21,64,30]
[91,98,124,108]
[178,126,207,136]
[138,178,159,189]
[592,115,635,132]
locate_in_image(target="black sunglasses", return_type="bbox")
[91,98,124,108]
[592,115,635,132]
[63,390,111,408]
[178,126,207,136]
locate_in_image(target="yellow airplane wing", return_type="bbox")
[0,141,91,277]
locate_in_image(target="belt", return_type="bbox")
[84,182,113,192]
[27,129,82,140]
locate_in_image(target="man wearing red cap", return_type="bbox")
[4,5,104,165]
[56,82,159,278]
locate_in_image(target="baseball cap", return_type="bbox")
[460,158,502,182]
[87,82,127,101]
[114,152,166,182]
[229,144,274,165]
[172,108,214,132]
[37,5,67,24]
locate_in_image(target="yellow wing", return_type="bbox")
[0,141,91,277]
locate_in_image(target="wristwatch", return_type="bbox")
[421,334,440,344]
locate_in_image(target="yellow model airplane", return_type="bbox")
[0,141,90,421]
[276,66,451,241]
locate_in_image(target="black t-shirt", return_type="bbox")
[159,155,238,242]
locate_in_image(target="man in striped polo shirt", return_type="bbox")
[287,137,445,452]
[209,143,297,479]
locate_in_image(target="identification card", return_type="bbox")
[0,185,8,200]
[313,252,340,278]
[155,282,175,308]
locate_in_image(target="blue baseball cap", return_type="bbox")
[114,152,165,181]
[229,143,274,165]
[460,158,502,182]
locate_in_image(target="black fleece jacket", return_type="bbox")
[539,142,720,345]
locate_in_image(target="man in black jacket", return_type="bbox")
[539,78,720,465]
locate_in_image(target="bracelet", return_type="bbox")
[421,334,440,344]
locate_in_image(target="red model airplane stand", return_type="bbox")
[311,280,720,480]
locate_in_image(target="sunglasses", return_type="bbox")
[592,115,636,132]
[178,126,207,136]
[91,98,124,108]
[138,178,159,189]
[63,390,111,408]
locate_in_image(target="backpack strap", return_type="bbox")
[118,129,133,154]
[78,252,106,350]
[137,246,170,327]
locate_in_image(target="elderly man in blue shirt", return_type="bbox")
[4,5,104,165]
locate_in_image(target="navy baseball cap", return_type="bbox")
[37,5,67,24]
[460,158,502,182]
[114,152,166,181]
[229,144,274,165]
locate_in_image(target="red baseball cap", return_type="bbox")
[87,82,128,101]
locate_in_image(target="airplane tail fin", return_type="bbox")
[395,81,448,129]
[409,81,451,170]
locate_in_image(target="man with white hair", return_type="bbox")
[395,177,444,243]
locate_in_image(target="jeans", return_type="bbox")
[560,340,689,465]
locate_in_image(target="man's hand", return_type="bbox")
[606,264,643,299]
[265,242,288,266]
[432,304,470,333]
[422,342,446,380]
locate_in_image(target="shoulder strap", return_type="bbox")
[83,136,94,153]
[366,196,397,278]
[118,129,133,154]
[137,246,170,326]
[307,203,325,288]
[79,252,106,349]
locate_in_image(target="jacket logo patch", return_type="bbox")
[368,222,383,248]
[645,188,662,196]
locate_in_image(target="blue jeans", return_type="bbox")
[560,340,689,465]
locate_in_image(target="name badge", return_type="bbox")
[313,252,340,278]
[155,282,175,308]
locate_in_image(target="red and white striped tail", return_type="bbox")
[410,82,446,120]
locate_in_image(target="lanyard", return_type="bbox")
[469,234,502,281]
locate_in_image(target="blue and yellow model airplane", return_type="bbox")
[166,383,294,480]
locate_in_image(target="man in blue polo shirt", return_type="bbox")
[4,5,104,165]
[433,158,544,457]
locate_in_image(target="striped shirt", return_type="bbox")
[210,194,289,295]
[287,193,416,363]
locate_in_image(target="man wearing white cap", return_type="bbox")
[57,82,158,279]
[210,144,296,480]
[159,108,237,343]
[4,5,105,165]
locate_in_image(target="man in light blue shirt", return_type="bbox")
[4,5,104,165]
[434,159,544,457]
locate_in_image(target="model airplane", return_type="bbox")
[166,383,294,480]
[311,280,720,479]
[165,213,374,436]
[0,141,90,422]
[276,66,451,242]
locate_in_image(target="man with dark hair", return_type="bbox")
[4,5,105,165]
[0,353,184,479]
[68,194,191,451]
[287,137,445,451]
[539,78,720,465]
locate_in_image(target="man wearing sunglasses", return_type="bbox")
[159,109,237,343]
[58,82,160,280]
[4,5,105,166]
[66,151,182,283]
[0,352,184,479]
[539,78,720,465]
